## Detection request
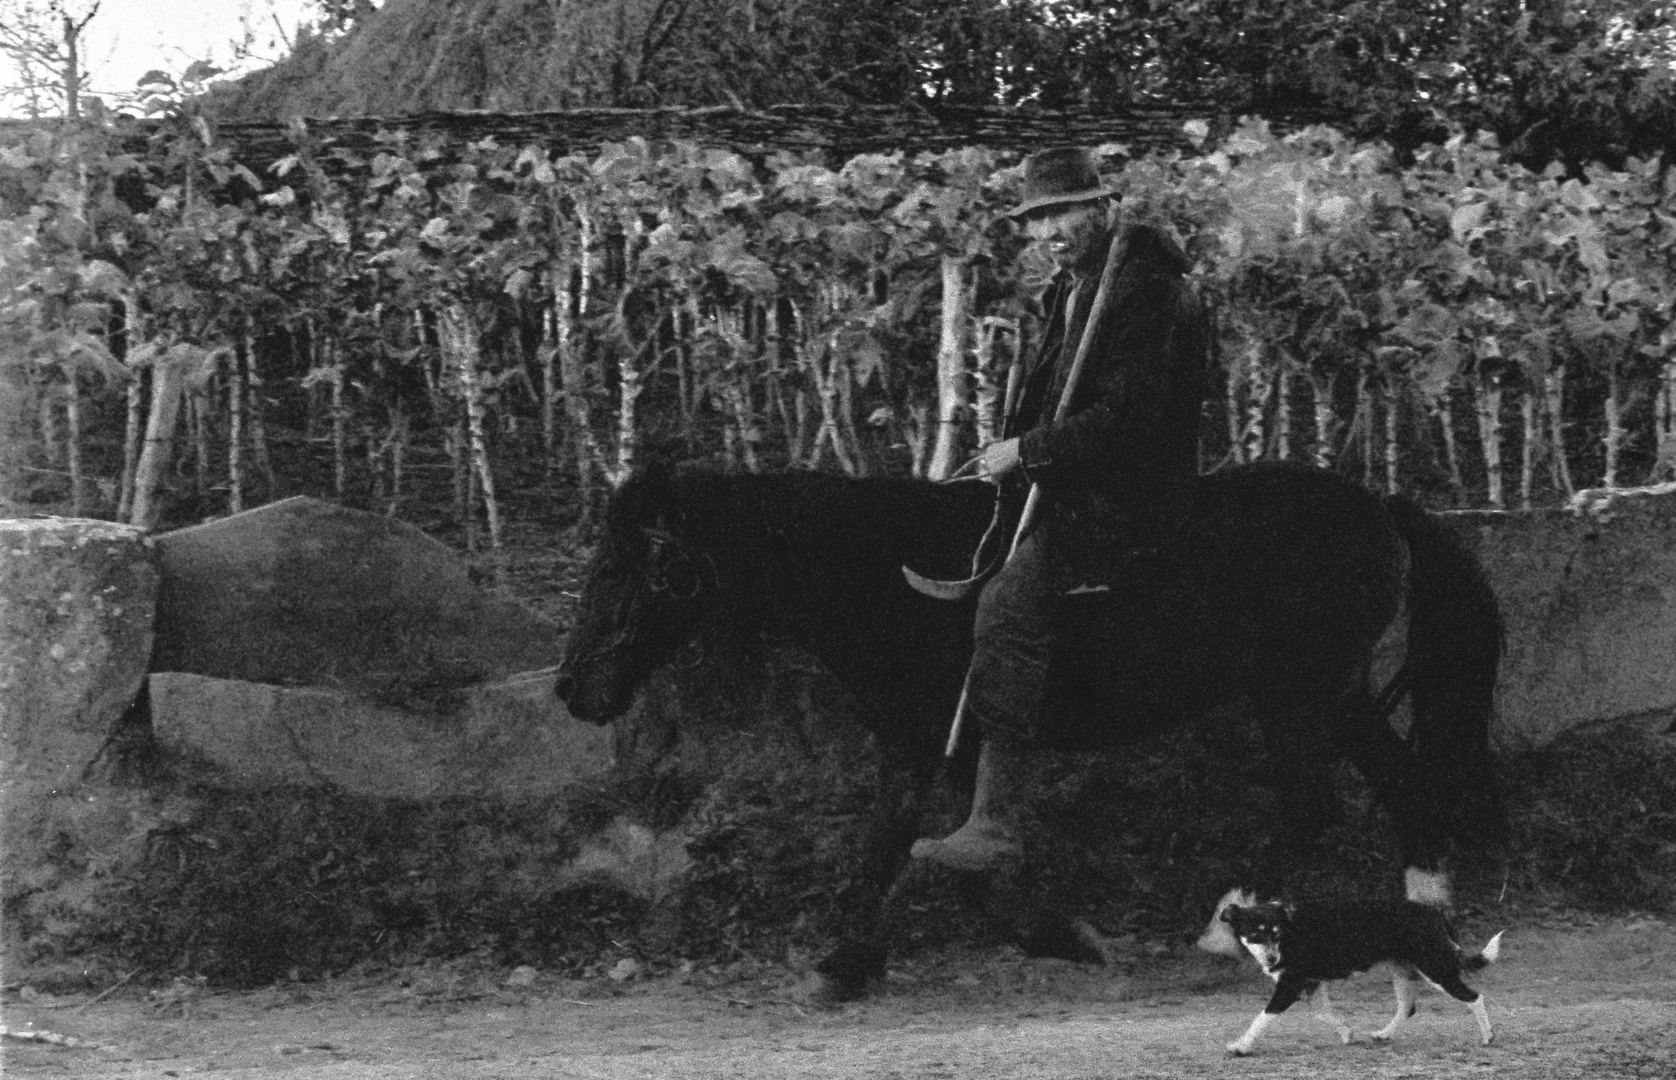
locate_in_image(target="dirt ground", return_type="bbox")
[3,911,1671,1079]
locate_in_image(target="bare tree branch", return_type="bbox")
[0,0,101,117]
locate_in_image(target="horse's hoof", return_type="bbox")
[787,971,850,1007]
[814,943,884,1002]
[909,825,1021,873]
[807,970,867,1004]
[1020,915,1108,966]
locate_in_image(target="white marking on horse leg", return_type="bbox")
[1405,867,1452,906]
[1370,969,1417,1042]
[1310,984,1354,1044]
[1480,930,1504,964]
[1227,1009,1276,1055]
[1197,887,1257,955]
[1469,995,1494,1044]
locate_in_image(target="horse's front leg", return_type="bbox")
[1201,701,1340,956]
[814,742,934,1000]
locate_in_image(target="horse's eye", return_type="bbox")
[661,558,701,598]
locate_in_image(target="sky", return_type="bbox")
[3,0,318,113]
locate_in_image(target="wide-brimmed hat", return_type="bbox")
[1008,147,1118,220]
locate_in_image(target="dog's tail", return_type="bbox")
[1461,930,1505,972]
[1382,496,1508,854]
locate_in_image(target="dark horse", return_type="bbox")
[555,461,1504,998]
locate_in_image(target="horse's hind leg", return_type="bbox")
[1255,703,1341,894]
[814,743,933,1000]
[1333,684,1454,904]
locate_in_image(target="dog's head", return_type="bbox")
[1197,887,1259,955]
[1220,902,1290,975]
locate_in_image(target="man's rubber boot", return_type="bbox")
[910,734,1027,873]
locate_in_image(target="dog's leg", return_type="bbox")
[1369,966,1418,1042]
[1227,1009,1278,1056]
[1424,967,1496,1046]
[1467,994,1493,1044]
[1309,983,1354,1045]
[1459,930,1500,1044]
[1228,977,1305,1055]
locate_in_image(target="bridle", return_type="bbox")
[642,527,710,600]
[565,525,716,674]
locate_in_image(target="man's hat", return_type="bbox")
[1008,147,1118,220]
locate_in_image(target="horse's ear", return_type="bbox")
[609,454,678,533]
[636,436,688,482]
[638,454,674,489]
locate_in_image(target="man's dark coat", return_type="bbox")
[1004,221,1212,590]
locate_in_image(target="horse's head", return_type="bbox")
[555,468,716,724]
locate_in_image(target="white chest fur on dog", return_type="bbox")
[1219,898,1503,1056]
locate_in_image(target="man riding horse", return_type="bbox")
[910,147,1215,874]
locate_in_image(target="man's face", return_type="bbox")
[1023,201,1107,274]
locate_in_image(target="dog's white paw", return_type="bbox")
[1366,1030,1394,1043]
[1226,1041,1255,1056]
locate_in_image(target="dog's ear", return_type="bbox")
[1220,906,1241,925]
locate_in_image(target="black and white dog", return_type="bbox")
[1216,895,1504,1055]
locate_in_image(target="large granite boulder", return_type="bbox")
[148,669,610,798]
[149,496,561,701]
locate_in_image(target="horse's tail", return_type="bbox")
[1382,495,1508,854]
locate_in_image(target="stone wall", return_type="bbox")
[0,518,157,792]
[1452,489,1676,747]
[1,518,158,968]
[148,669,609,799]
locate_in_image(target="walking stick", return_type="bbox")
[936,229,1129,757]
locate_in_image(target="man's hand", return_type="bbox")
[982,437,1023,481]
